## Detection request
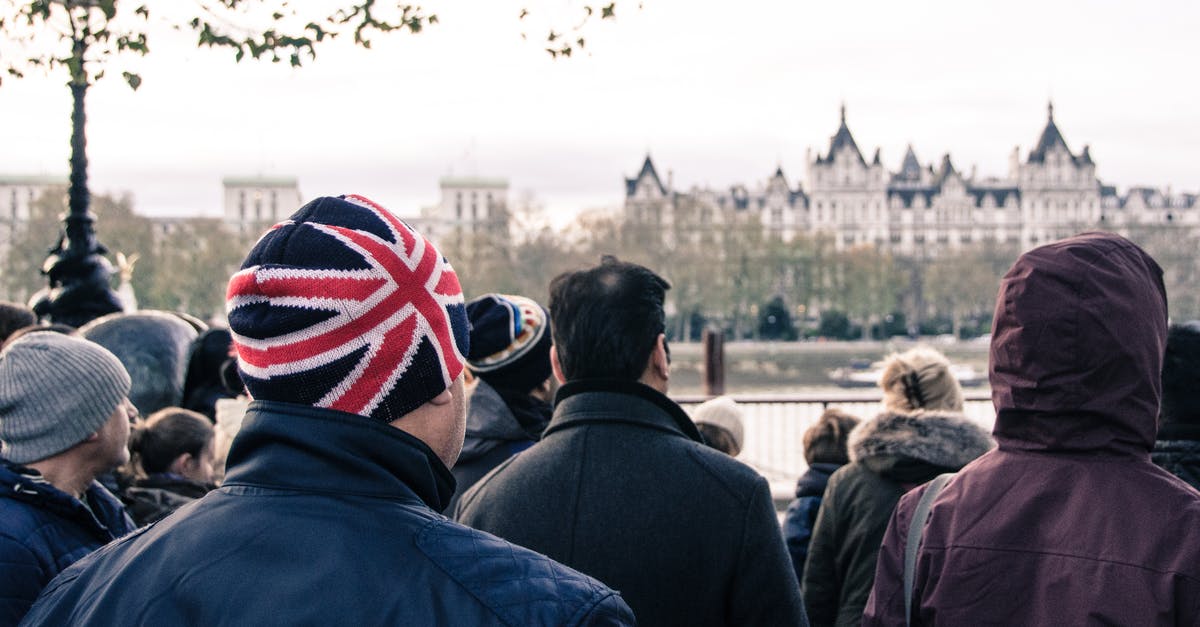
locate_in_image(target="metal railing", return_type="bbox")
[674,392,995,501]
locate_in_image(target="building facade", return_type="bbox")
[625,104,1198,255]
[416,176,510,247]
[221,176,304,236]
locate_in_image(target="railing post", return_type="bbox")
[702,327,725,397]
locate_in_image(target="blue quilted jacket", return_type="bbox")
[0,459,135,626]
[20,401,634,626]
[780,463,841,583]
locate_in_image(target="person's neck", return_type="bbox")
[26,455,96,500]
[638,368,669,395]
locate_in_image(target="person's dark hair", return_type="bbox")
[1,323,77,349]
[803,408,860,465]
[129,407,214,475]
[548,255,670,381]
[0,302,37,345]
[1162,321,1200,425]
[181,328,235,420]
[697,423,740,456]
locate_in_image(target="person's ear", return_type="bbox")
[168,452,195,476]
[550,345,567,384]
[651,334,670,381]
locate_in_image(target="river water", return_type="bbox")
[666,339,992,396]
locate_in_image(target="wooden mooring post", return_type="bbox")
[702,327,725,397]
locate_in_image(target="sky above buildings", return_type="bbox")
[1,0,1197,225]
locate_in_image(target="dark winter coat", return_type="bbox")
[864,232,1200,625]
[1152,423,1200,492]
[0,460,135,627]
[782,462,841,583]
[19,401,634,626]
[801,410,992,627]
[444,379,551,513]
[456,378,808,627]
[120,473,214,527]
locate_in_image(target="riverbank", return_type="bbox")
[667,339,991,396]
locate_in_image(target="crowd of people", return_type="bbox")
[1,193,1198,626]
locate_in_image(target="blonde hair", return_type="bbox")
[879,346,964,413]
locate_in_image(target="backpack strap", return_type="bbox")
[904,473,954,626]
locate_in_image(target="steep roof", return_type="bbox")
[625,155,667,197]
[893,145,923,183]
[936,154,959,184]
[1027,102,1077,164]
[824,104,866,166]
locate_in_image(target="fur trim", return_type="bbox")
[848,409,994,469]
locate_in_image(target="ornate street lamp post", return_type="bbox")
[28,5,123,327]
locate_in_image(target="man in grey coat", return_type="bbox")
[456,255,808,627]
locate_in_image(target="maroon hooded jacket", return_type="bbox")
[864,232,1200,625]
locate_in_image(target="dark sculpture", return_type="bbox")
[29,213,124,328]
[79,311,203,416]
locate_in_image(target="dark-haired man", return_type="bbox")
[457,256,808,626]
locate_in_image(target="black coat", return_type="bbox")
[20,401,634,626]
[445,379,550,514]
[1153,423,1200,492]
[801,410,993,627]
[120,473,214,527]
[456,379,808,627]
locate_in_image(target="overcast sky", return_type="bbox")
[2,0,1197,224]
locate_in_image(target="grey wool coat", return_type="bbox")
[455,378,809,627]
[801,409,993,627]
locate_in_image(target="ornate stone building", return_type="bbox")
[624,104,1197,254]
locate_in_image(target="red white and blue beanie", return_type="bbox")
[225,195,470,423]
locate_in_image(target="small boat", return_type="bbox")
[827,359,881,388]
[829,360,986,388]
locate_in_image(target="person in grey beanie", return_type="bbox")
[0,331,138,626]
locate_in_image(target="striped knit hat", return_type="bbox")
[0,332,132,464]
[465,294,552,394]
[226,195,470,423]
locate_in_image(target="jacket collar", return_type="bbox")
[223,401,456,512]
[543,378,703,443]
[0,459,126,541]
[795,463,841,498]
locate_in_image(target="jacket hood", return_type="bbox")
[458,380,549,463]
[459,380,520,462]
[990,232,1167,455]
[848,410,994,471]
[794,463,840,498]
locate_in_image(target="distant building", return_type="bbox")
[0,175,68,299]
[417,176,510,247]
[625,103,1198,254]
[222,176,303,236]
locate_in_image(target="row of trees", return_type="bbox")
[444,205,1023,342]
[4,191,1196,338]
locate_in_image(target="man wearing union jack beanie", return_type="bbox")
[21,195,634,627]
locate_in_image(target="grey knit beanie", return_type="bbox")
[0,332,132,464]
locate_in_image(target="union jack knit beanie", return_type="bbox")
[225,195,470,423]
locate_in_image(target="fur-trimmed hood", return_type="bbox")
[848,409,994,470]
